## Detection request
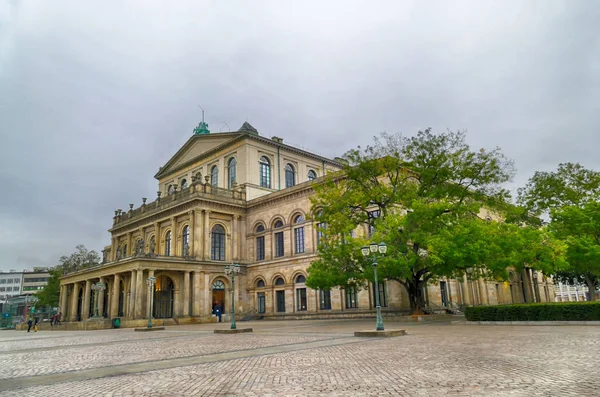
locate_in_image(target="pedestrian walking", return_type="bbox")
[56,312,62,325]
[27,318,33,332]
[34,317,39,332]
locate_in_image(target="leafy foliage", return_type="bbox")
[519,163,600,300]
[308,129,551,313]
[465,302,600,321]
[35,245,101,309]
[518,162,600,217]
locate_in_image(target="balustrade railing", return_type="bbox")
[113,182,246,227]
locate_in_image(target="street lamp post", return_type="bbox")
[224,264,241,330]
[146,276,156,328]
[91,282,106,318]
[361,242,387,331]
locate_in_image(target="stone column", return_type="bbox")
[70,282,80,321]
[521,269,533,303]
[153,222,160,255]
[170,216,176,255]
[126,232,132,257]
[59,285,68,317]
[203,274,210,315]
[98,277,106,316]
[135,269,144,318]
[462,275,471,306]
[482,279,490,305]
[232,215,239,261]
[204,210,211,260]
[129,270,137,318]
[196,211,204,259]
[83,280,92,319]
[189,210,195,257]
[193,271,201,316]
[111,237,118,261]
[147,269,154,319]
[111,274,121,317]
[183,271,190,316]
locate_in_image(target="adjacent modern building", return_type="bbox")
[554,282,599,302]
[22,268,50,294]
[0,271,24,302]
[58,121,556,328]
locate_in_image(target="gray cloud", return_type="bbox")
[0,0,599,270]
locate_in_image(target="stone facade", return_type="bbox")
[58,124,555,327]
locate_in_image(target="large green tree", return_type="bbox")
[519,163,600,300]
[307,129,531,313]
[36,245,101,308]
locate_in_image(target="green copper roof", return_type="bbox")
[193,121,210,135]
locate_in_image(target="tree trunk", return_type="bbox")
[403,275,426,314]
[585,275,598,301]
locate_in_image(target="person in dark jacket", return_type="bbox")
[27,318,33,332]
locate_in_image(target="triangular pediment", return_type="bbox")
[155,133,242,179]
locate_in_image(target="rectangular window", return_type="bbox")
[0,280,6,284]
[296,288,307,311]
[276,290,286,312]
[345,287,358,309]
[256,236,265,261]
[275,231,284,257]
[373,282,387,307]
[368,209,381,237]
[319,290,331,310]
[294,227,305,254]
[0,287,5,292]
[316,222,326,247]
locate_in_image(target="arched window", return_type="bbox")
[168,185,175,195]
[212,280,225,290]
[275,277,285,286]
[123,244,128,257]
[294,214,305,254]
[228,157,237,189]
[256,279,265,288]
[182,225,189,254]
[211,224,226,261]
[259,156,271,188]
[295,274,307,311]
[211,165,218,187]
[285,163,295,188]
[180,179,188,189]
[307,170,317,181]
[164,231,171,256]
[274,220,284,257]
[256,224,265,261]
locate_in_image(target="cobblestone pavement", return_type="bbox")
[0,319,599,396]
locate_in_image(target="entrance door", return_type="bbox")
[212,280,226,314]
[440,281,448,307]
[276,290,285,312]
[257,293,266,314]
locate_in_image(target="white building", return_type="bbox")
[554,282,599,302]
[0,271,24,302]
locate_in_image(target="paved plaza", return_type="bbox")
[0,319,598,396]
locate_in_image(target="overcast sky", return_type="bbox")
[0,0,598,271]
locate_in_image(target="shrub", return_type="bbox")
[464,302,600,321]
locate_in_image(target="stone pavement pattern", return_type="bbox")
[0,319,599,396]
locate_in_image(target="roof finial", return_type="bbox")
[193,105,210,135]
